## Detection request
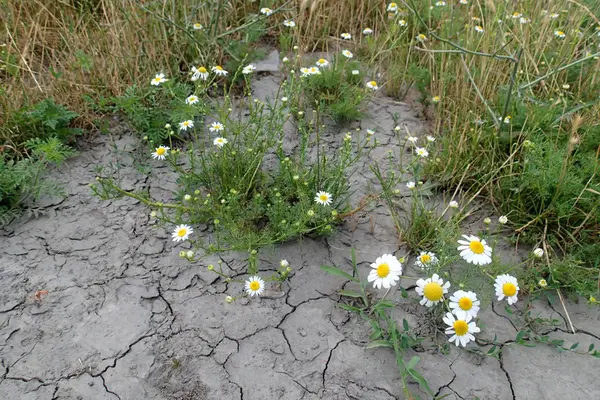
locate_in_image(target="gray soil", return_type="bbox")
[1,70,599,400]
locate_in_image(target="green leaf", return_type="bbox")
[399,286,408,298]
[369,330,382,341]
[515,330,526,343]
[487,345,497,354]
[505,305,513,314]
[406,356,420,370]
[338,303,361,312]
[588,343,594,352]
[407,367,433,395]
[338,289,362,298]
[366,340,392,349]
[374,300,395,308]
[402,318,409,331]
[320,265,356,281]
[569,342,579,350]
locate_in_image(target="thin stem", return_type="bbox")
[500,48,523,129]
[459,55,499,128]
[519,51,600,91]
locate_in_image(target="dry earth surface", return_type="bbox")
[1,66,599,400]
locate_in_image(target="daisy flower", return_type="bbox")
[407,136,418,143]
[415,274,450,307]
[426,135,435,142]
[245,276,265,297]
[449,290,480,320]
[415,147,429,158]
[185,95,199,105]
[209,122,225,132]
[519,17,530,24]
[449,200,459,208]
[495,274,519,304]
[341,33,352,40]
[191,66,209,81]
[242,64,256,74]
[414,251,438,269]
[352,70,360,75]
[387,3,398,12]
[363,28,373,35]
[283,20,296,28]
[367,254,403,289]
[406,181,415,189]
[172,224,193,242]
[554,30,566,38]
[475,25,484,33]
[443,312,480,347]
[152,146,170,160]
[213,137,228,148]
[151,73,167,86]
[398,20,407,27]
[192,23,203,30]
[342,50,353,58]
[300,67,311,77]
[498,215,508,224]
[366,80,379,90]
[512,12,522,19]
[533,248,544,258]
[315,191,333,206]
[260,8,273,16]
[179,120,194,131]
[416,34,428,42]
[212,65,228,76]
[432,95,440,103]
[316,58,329,67]
[308,66,321,75]
[457,235,492,265]
[435,1,446,6]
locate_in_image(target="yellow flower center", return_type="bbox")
[557,31,564,35]
[390,2,397,6]
[183,121,189,126]
[453,320,469,336]
[419,34,426,39]
[458,297,473,310]
[177,228,187,237]
[199,67,207,73]
[152,77,160,83]
[420,254,431,263]
[423,282,443,301]
[217,139,223,143]
[369,80,377,86]
[249,281,260,291]
[376,263,390,278]
[503,283,517,297]
[156,147,166,155]
[469,240,484,254]
[216,66,223,71]
[319,194,329,201]
[318,58,326,64]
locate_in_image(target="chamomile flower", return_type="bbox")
[415,251,438,269]
[432,95,440,103]
[459,0,468,4]
[151,146,170,160]
[494,274,519,304]
[185,95,199,105]
[443,312,480,347]
[449,290,480,320]
[498,215,508,224]
[519,17,531,24]
[316,58,329,67]
[435,1,446,7]
[426,135,435,142]
[512,12,522,19]
[416,274,450,307]
[415,147,429,158]
[315,191,333,206]
[179,120,194,131]
[363,28,373,35]
[554,30,566,38]
[191,66,209,81]
[367,129,375,135]
[387,3,398,12]
[368,254,403,289]
[151,73,167,86]
[245,276,265,296]
[280,260,289,267]
[502,115,512,124]
[416,33,428,42]
[539,279,548,288]
[406,181,416,190]
[533,248,544,258]
[192,23,203,30]
[342,50,353,58]
[213,137,228,148]
[300,67,311,77]
[398,20,407,27]
[307,66,321,75]
[260,8,273,16]
[449,200,459,208]
[242,64,256,74]
[352,70,360,75]
[212,65,228,76]
[172,224,193,242]
[209,122,225,132]
[407,136,418,143]
[366,80,379,90]
[283,20,296,28]
[457,235,492,265]
[549,13,559,19]
[475,25,484,33]
[341,33,352,40]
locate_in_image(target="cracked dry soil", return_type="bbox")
[1,75,600,400]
